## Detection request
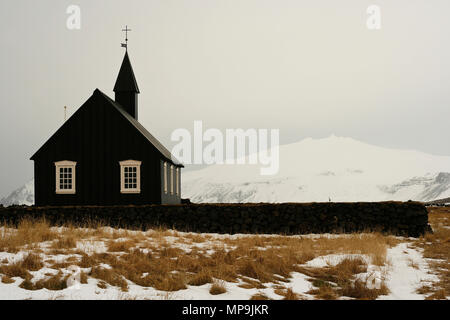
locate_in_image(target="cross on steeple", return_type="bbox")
[121,25,132,50]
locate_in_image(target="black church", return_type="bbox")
[30,50,183,206]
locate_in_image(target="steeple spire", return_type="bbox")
[114,51,140,93]
[114,51,140,119]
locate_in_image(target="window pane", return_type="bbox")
[121,165,139,191]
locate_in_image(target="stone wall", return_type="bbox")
[0,201,430,237]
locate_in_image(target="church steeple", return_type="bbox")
[114,51,140,119]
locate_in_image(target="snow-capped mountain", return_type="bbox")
[182,135,450,203]
[0,179,34,206]
[2,136,450,206]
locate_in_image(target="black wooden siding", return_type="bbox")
[32,91,181,206]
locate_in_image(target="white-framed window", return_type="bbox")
[119,160,141,194]
[55,160,76,194]
[163,162,168,194]
[176,167,180,195]
[170,165,174,195]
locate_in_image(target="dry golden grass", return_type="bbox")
[107,239,136,252]
[239,277,266,289]
[0,263,31,280]
[49,262,77,270]
[250,292,271,300]
[425,289,447,300]
[0,217,401,299]
[34,272,68,291]
[90,266,128,291]
[0,253,44,280]
[188,269,213,286]
[275,287,302,300]
[0,219,57,252]
[80,272,88,284]
[301,257,389,300]
[311,286,338,300]
[209,280,227,295]
[415,207,450,299]
[18,278,35,290]
[51,235,77,249]
[1,275,15,284]
[97,280,107,289]
[183,233,208,243]
[340,279,389,300]
[159,246,183,258]
[298,257,368,286]
[20,253,44,271]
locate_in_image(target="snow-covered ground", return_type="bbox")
[0,230,442,300]
[378,243,439,300]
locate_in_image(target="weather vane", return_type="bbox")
[121,25,131,50]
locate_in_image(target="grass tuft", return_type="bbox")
[209,281,227,295]
[250,292,271,300]
[188,270,213,286]
[1,275,15,284]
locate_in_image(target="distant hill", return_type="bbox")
[2,136,450,206]
[0,179,34,206]
[426,197,450,205]
[182,135,450,203]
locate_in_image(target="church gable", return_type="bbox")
[31,89,181,167]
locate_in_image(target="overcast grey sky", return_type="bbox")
[0,0,449,197]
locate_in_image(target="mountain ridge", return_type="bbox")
[2,136,450,205]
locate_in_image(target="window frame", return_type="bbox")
[170,165,174,195]
[176,167,180,196]
[163,162,168,194]
[55,160,77,194]
[119,160,142,194]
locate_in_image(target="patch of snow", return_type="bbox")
[378,243,439,300]
[76,240,107,254]
[286,272,314,297]
[304,254,371,268]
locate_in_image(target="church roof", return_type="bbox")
[30,89,183,167]
[96,89,183,166]
[113,51,140,93]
